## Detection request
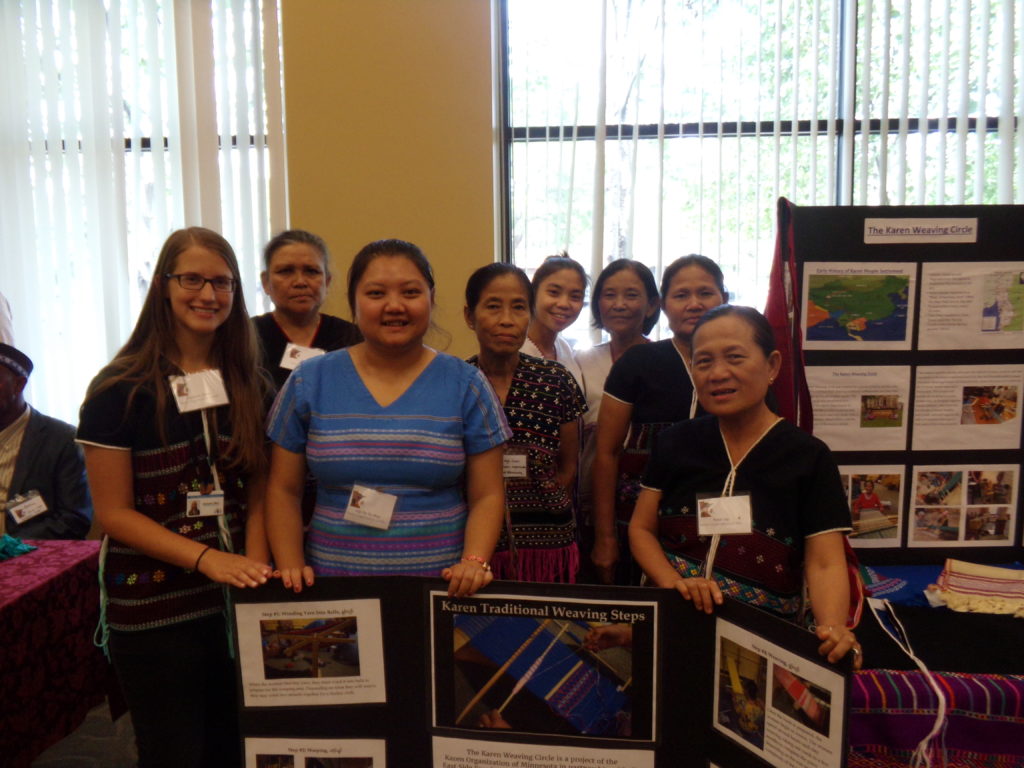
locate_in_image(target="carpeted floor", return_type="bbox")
[31,703,136,767]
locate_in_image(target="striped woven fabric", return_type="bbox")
[848,669,1024,767]
[935,559,1024,615]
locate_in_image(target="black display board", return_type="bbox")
[233,578,850,768]
[777,202,1024,564]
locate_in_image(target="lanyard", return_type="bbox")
[703,417,782,579]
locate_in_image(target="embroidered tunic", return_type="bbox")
[266,350,510,577]
[76,378,248,632]
[642,415,851,619]
[467,353,587,582]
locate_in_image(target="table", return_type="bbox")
[0,539,109,768]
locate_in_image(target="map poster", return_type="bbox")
[801,262,916,350]
[919,261,1024,350]
[805,366,911,452]
[911,365,1024,451]
[838,466,905,548]
[909,465,1018,548]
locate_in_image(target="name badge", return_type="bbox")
[502,446,529,479]
[169,369,230,412]
[697,493,753,535]
[186,490,225,517]
[6,490,48,525]
[344,484,397,530]
[280,342,325,371]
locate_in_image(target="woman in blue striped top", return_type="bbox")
[265,239,510,597]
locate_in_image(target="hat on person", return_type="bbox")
[0,343,32,379]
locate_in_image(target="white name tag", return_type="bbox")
[697,493,753,535]
[344,484,396,530]
[169,369,230,412]
[6,490,48,524]
[186,490,225,517]
[502,447,529,479]
[280,342,325,370]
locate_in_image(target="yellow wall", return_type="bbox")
[281,0,499,357]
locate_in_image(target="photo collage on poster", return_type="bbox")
[909,465,1018,547]
[798,221,1024,550]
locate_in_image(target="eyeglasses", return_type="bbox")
[165,273,237,293]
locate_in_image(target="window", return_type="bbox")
[0,0,285,422]
[504,0,1023,346]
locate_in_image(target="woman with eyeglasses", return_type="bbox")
[78,227,272,767]
[253,230,361,391]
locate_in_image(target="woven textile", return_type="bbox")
[848,669,1024,767]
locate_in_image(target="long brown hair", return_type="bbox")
[85,227,269,473]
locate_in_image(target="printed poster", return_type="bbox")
[714,619,845,768]
[911,365,1023,451]
[430,591,657,743]
[236,599,386,708]
[805,366,911,452]
[244,738,386,768]
[802,262,916,350]
[919,262,1024,349]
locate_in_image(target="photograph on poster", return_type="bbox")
[860,394,904,428]
[713,620,845,768]
[236,600,386,707]
[717,637,768,750]
[960,386,1018,425]
[912,365,1024,451]
[771,664,831,738]
[839,467,903,547]
[910,465,1018,548]
[801,262,916,350]
[245,738,385,768]
[915,471,962,506]
[259,617,359,679]
[432,735,655,768]
[805,366,911,451]
[919,262,1024,350]
[430,591,656,742]
[912,508,961,543]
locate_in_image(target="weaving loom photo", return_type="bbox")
[432,602,656,742]
[259,617,360,680]
[716,638,768,749]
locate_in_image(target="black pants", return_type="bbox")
[109,613,241,768]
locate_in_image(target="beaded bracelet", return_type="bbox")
[193,546,212,572]
[461,555,491,572]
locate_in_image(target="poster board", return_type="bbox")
[780,202,1024,563]
[234,579,849,768]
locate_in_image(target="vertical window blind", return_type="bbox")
[505,0,1023,345]
[0,0,285,422]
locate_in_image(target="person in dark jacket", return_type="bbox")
[0,342,92,538]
